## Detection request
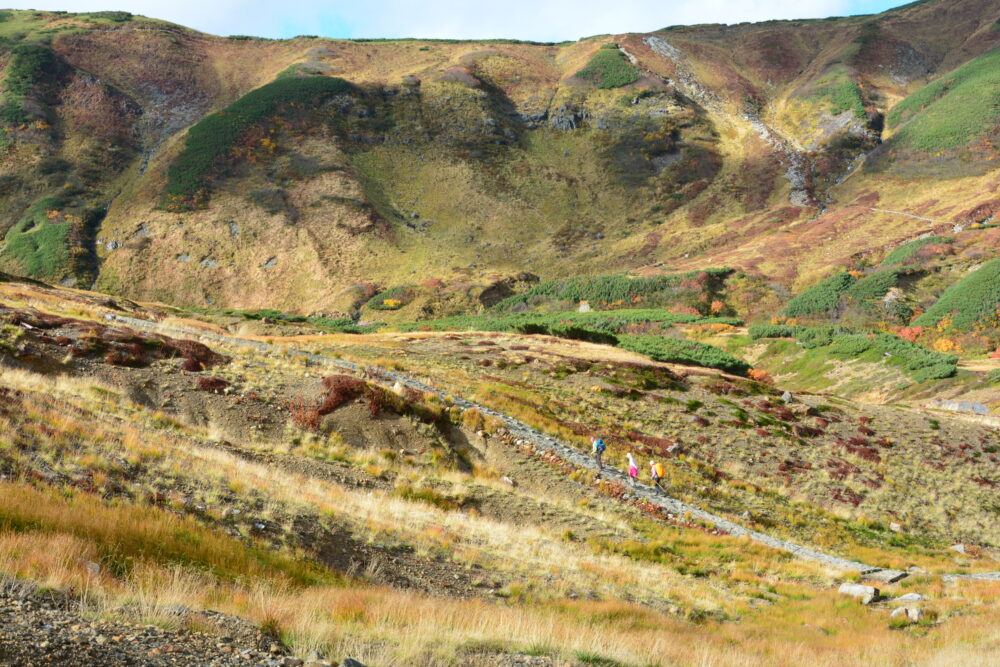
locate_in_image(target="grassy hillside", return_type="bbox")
[1,275,1000,664]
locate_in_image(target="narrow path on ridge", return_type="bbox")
[104,313,1000,585]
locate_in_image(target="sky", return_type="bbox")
[5,1,915,42]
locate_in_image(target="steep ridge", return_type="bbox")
[0,2,998,313]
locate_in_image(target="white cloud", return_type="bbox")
[5,1,869,41]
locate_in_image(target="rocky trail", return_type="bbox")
[102,314,1000,584]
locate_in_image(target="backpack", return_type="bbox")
[595,438,606,453]
[654,462,665,478]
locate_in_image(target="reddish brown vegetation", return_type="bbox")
[197,377,230,393]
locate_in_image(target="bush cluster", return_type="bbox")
[162,76,352,209]
[368,286,413,311]
[398,309,739,335]
[843,268,900,304]
[780,271,855,318]
[881,236,953,266]
[493,269,732,313]
[574,44,640,89]
[748,324,796,339]
[0,44,57,124]
[912,258,1000,331]
[752,324,958,381]
[87,11,132,22]
[208,308,375,333]
[617,335,751,375]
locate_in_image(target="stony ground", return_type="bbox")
[0,581,330,667]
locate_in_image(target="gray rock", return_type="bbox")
[838,583,879,603]
[261,256,278,270]
[950,544,966,554]
[341,660,367,667]
[893,593,925,602]
[781,390,794,403]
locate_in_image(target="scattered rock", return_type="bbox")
[893,593,925,602]
[780,390,794,403]
[890,606,923,623]
[950,544,966,554]
[838,583,880,604]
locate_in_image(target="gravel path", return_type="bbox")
[104,314,1000,583]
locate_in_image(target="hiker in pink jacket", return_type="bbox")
[626,452,639,486]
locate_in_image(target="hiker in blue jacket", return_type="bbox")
[591,436,606,477]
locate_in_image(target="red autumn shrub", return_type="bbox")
[197,377,230,393]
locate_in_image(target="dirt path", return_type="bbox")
[103,313,1000,584]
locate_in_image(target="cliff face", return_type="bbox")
[0,1,998,313]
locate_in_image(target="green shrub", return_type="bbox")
[0,11,11,23]
[546,325,618,346]
[0,324,24,354]
[162,76,352,209]
[0,195,71,280]
[398,309,739,335]
[574,45,639,89]
[781,272,855,318]
[0,43,57,124]
[87,11,132,22]
[618,335,751,375]
[367,285,413,311]
[751,324,958,381]
[887,48,1000,152]
[829,334,874,356]
[825,81,866,118]
[843,268,900,304]
[987,369,1000,384]
[493,269,733,313]
[881,236,953,266]
[912,258,1000,331]
[748,324,797,339]
[2,221,70,280]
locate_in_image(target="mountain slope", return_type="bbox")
[0,1,997,316]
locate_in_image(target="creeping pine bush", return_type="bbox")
[748,324,798,339]
[493,269,733,312]
[574,44,640,89]
[913,258,1000,331]
[617,335,751,375]
[752,325,958,381]
[843,268,901,304]
[781,272,856,318]
[881,236,953,266]
[162,76,352,209]
[987,369,1000,384]
[0,44,57,124]
[215,308,375,333]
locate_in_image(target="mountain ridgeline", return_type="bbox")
[0,1,998,328]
